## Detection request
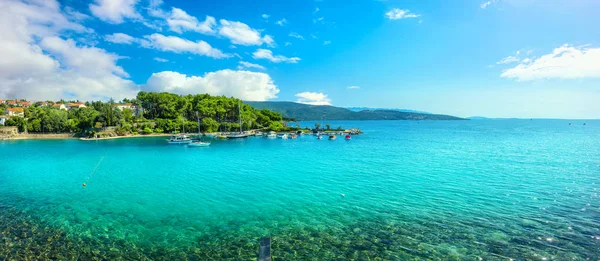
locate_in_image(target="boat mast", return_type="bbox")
[239,102,242,133]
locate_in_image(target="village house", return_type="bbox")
[6,100,17,106]
[114,103,134,111]
[0,116,7,126]
[0,100,4,104]
[5,107,24,117]
[53,103,67,110]
[18,101,32,108]
[67,102,87,110]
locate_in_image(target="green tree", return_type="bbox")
[326,124,331,131]
[315,122,321,130]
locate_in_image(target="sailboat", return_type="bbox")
[188,112,210,147]
[168,114,192,144]
[227,102,249,139]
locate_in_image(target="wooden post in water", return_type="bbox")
[259,237,271,261]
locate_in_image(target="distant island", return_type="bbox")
[245,101,465,121]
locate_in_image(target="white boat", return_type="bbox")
[328,135,337,140]
[188,111,211,147]
[188,141,210,147]
[278,133,288,139]
[168,135,192,144]
[169,113,192,144]
[267,131,277,138]
[316,135,323,140]
[227,102,249,139]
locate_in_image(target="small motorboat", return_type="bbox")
[168,135,192,144]
[316,135,323,140]
[329,135,337,140]
[278,133,288,140]
[266,131,277,138]
[290,134,297,139]
[345,135,351,140]
[188,141,210,147]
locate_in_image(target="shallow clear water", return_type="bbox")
[1,120,599,260]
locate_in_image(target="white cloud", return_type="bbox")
[276,18,287,26]
[288,32,304,40]
[314,7,319,14]
[219,19,274,46]
[347,86,360,89]
[238,61,265,70]
[323,40,331,45]
[261,14,269,19]
[0,0,136,101]
[104,33,136,44]
[167,7,216,34]
[89,0,142,24]
[295,92,331,105]
[497,55,520,64]
[252,49,300,63]
[501,44,600,81]
[141,33,230,59]
[313,17,324,24]
[284,42,292,46]
[481,0,498,9]
[147,0,167,18]
[385,8,420,20]
[144,70,279,101]
[154,57,168,62]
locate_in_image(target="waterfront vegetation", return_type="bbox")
[2,92,293,136]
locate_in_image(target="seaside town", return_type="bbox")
[0,94,360,142]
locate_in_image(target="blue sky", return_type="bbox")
[1,0,599,118]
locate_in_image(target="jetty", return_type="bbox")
[258,237,271,261]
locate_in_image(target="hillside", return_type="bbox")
[245,101,465,121]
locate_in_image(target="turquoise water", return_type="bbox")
[1,120,599,260]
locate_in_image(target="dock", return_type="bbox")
[259,237,271,261]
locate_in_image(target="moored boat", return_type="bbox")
[168,135,192,144]
[278,133,288,139]
[267,131,277,138]
[329,135,337,140]
[345,135,351,140]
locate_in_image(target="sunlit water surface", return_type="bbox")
[1,120,599,260]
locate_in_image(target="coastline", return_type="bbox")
[1,133,175,141]
[79,133,173,141]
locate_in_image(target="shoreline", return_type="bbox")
[79,133,173,141]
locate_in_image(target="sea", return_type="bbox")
[1,120,599,260]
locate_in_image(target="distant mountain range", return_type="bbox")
[345,107,431,114]
[245,101,465,121]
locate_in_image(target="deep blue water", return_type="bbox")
[1,120,599,260]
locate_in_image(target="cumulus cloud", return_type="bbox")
[323,40,331,45]
[154,57,168,62]
[167,7,216,34]
[385,8,420,20]
[289,32,304,40]
[140,33,230,58]
[238,61,266,70]
[219,19,275,46]
[0,0,137,101]
[252,49,300,63]
[261,14,269,19]
[347,86,360,89]
[104,33,136,44]
[501,44,600,81]
[89,0,142,24]
[295,92,331,105]
[144,70,279,101]
[284,42,292,46]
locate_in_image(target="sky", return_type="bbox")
[1,0,599,119]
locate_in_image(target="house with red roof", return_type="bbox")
[5,107,24,117]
